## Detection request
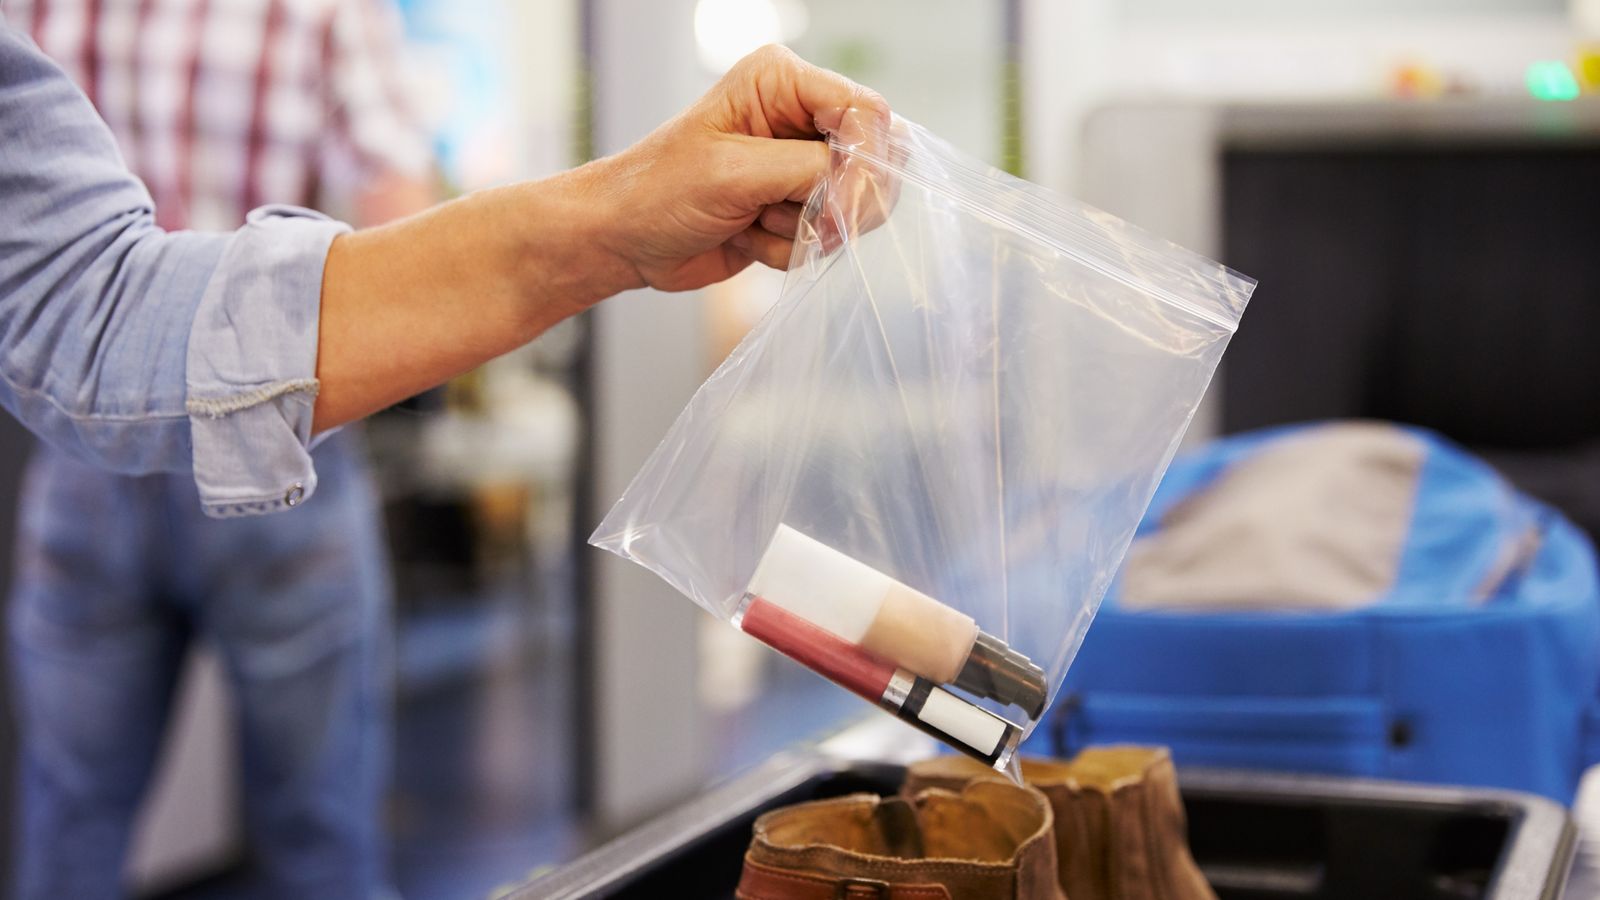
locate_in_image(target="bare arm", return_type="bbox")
[312,45,887,431]
[315,168,625,429]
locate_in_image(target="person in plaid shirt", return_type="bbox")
[8,0,432,895]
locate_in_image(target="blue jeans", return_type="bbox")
[8,431,394,899]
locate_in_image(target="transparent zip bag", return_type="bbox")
[592,111,1255,772]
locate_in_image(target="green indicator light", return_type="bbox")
[1526,60,1580,102]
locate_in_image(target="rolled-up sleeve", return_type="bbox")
[0,25,344,516]
[185,206,348,516]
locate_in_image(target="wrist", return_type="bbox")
[507,159,643,315]
[572,155,652,297]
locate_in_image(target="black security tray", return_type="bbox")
[512,752,1574,899]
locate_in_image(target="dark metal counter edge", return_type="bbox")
[509,756,1577,900]
[505,751,833,900]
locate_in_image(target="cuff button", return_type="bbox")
[285,483,306,507]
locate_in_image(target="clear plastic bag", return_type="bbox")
[592,112,1255,772]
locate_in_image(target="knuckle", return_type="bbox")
[737,43,798,76]
[752,43,795,65]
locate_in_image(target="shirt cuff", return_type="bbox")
[186,205,351,518]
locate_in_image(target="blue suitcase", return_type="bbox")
[1024,423,1600,802]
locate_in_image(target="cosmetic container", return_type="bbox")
[735,593,1021,769]
[747,526,1048,717]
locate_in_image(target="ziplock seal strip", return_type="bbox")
[830,122,1252,332]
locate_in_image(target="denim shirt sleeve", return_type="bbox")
[0,24,345,517]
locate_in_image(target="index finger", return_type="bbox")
[718,45,890,142]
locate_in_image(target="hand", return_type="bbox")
[581,44,889,293]
[313,46,887,433]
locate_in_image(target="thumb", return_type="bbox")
[722,134,831,207]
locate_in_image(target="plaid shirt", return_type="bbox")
[10,0,429,231]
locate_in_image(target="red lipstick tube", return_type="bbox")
[735,594,1021,769]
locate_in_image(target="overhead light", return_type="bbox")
[693,0,808,74]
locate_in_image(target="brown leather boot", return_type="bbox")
[736,779,1065,900]
[904,747,1215,900]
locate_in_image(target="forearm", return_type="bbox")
[312,163,639,431]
